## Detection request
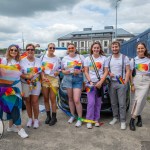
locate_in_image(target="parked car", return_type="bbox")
[57,77,130,113]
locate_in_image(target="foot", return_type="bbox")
[136,115,142,127]
[75,120,82,127]
[26,118,33,128]
[45,116,51,124]
[129,118,136,131]
[121,122,126,130]
[7,124,18,132]
[33,119,39,129]
[109,118,118,125]
[18,128,29,139]
[49,118,57,126]
[87,123,92,129]
[68,117,75,124]
[95,122,100,127]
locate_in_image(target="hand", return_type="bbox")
[109,72,114,78]
[95,81,102,89]
[63,70,70,75]
[54,71,59,77]
[131,85,135,93]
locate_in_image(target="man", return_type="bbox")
[107,41,130,130]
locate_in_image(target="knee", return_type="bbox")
[74,100,80,105]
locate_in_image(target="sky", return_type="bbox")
[0,0,150,49]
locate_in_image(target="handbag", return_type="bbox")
[89,55,103,97]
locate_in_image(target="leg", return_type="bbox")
[86,89,96,120]
[73,88,82,118]
[31,95,39,119]
[24,96,32,119]
[67,88,75,115]
[94,94,101,121]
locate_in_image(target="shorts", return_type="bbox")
[42,75,59,88]
[62,73,83,89]
[22,81,41,97]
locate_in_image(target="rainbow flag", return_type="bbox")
[20,51,28,60]
[74,62,82,70]
[42,62,54,70]
[85,84,94,93]
[135,64,149,72]
[116,75,125,84]
[5,87,15,96]
[27,67,42,74]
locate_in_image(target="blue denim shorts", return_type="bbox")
[62,73,83,89]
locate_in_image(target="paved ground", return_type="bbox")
[0,94,150,150]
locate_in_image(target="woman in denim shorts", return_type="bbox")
[61,43,85,127]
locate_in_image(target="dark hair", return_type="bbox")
[26,43,35,50]
[48,43,55,48]
[111,41,121,48]
[136,42,150,58]
[67,43,80,54]
[90,41,105,56]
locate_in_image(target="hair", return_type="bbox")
[111,41,121,48]
[26,43,35,50]
[5,44,20,62]
[90,41,105,56]
[48,43,55,48]
[136,42,150,58]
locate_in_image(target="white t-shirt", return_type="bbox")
[61,54,85,73]
[1,58,22,81]
[20,57,41,82]
[106,54,130,80]
[130,56,150,75]
[84,55,108,82]
[41,55,61,78]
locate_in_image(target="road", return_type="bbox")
[0,95,150,150]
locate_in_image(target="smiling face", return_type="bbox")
[67,44,76,54]
[9,46,18,58]
[137,43,146,57]
[26,45,35,58]
[92,44,101,55]
[111,43,120,54]
[48,43,55,55]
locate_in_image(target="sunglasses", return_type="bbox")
[10,49,18,52]
[49,47,55,50]
[26,48,35,51]
[68,47,75,51]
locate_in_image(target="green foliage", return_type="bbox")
[80,50,89,54]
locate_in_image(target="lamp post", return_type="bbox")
[22,32,24,51]
[115,0,121,40]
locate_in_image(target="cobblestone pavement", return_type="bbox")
[0,94,150,150]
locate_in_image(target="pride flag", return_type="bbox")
[135,64,149,72]
[116,75,125,84]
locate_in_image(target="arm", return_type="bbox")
[129,70,135,92]
[84,66,93,85]
[124,64,130,84]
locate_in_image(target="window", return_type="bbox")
[73,42,78,47]
[61,42,65,47]
[80,41,85,47]
[104,41,108,47]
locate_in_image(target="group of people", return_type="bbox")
[0,40,149,139]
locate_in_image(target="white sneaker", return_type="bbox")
[109,118,118,125]
[33,119,39,129]
[68,117,75,124]
[27,118,33,127]
[95,122,100,127]
[75,120,82,127]
[18,128,29,139]
[7,125,18,132]
[121,122,126,130]
[87,123,92,129]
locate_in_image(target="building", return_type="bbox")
[121,28,150,58]
[57,26,134,54]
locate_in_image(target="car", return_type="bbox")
[57,77,130,113]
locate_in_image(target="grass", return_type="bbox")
[147,97,150,102]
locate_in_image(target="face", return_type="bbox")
[48,44,55,55]
[92,44,100,55]
[26,45,35,58]
[67,45,76,54]
[137,44,146,57]
[9,46,18,58]
[111,43,120,54]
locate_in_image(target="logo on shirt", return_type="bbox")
[41,62,54,71]
[135,64,149,72]
[89,62,102,70]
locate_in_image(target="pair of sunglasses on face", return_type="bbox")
[10,49,18,52]
[68,47,75,51]
[48,47,55,50]
[26,48,35,51]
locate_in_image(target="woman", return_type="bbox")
[41,43,60,126]
[84,41,108,129]
[20,44,41,129]
[61,43,85,127]
[0,44,28,138]
[129,42,150,131]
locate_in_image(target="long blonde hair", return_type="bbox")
[5,44,20,63]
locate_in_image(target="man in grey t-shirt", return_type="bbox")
[107,41,130,130]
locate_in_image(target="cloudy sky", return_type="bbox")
[0,0,150,48]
